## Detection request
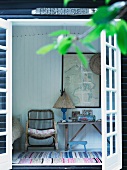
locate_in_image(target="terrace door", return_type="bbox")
[101,30,122,170]
[0,18,12,170]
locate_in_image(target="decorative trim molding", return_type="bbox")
[31,8,97,16]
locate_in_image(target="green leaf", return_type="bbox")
[64,0,73,6]
[36,43,56,55]
[116,20,127,55]
[49,30,70,36]
[75,46,88,68]
[105,0,110,4]
[105,22,117,36]
[80,39,96,52]
[58,36,74,54]
[82,24,105,43]
[92,6,120,25]
[84,43,97,53]
[85,19,96,27]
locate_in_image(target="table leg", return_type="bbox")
[92,124,102,135]
[70,124,86,142]
[65,124,68,150]
[92,123,110,144]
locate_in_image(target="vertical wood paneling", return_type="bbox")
[12,26,62,149]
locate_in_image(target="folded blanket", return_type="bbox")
[12,117,24,144]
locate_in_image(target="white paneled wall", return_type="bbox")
[12,26,101,150]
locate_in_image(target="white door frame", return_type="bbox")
[0,18,12,170]
[0,18,122,170]
[101,30,122,170]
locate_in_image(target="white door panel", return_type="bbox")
[101,30,122,170]
[0,18,12,170]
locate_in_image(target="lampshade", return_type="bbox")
[53,91,75,121]
[53,91,75,109]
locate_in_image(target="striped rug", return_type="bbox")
[16,151,102,164]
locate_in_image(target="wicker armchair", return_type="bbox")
[25,109,58,151]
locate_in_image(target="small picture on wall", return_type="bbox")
[82,110,93,116]
[72,111,80,118]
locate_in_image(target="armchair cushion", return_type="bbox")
[28,128,55,138]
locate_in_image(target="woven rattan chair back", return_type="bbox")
[25,109,56,151]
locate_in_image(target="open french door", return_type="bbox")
[101,30,122,170]
[0,18,12,170]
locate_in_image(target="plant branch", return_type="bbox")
[72,1,127,42]
[116,2,127,19]
[75,26,95,40]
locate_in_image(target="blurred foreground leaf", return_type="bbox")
[49,30,70,36]
[64,0,73,6]
[105,22,117,36]
[92,2,125,25]
[58,35,74,54]
[92,6,118,24]
[85,19,96,27]
[105,0,110,4]
[116,19,127,55]
[75,46,88,68]
[82,25,105,43]
[84,43,96,53]
[37,43,56,55]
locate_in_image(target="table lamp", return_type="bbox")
[53,90,75,122]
